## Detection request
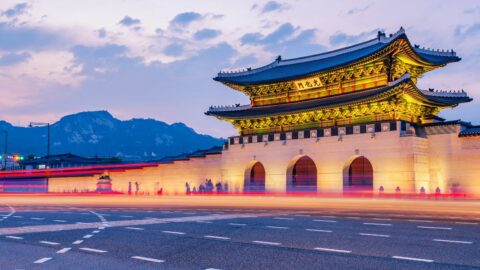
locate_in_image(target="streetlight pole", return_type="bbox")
[29,122,51,168]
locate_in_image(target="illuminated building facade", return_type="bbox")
[2,28,479,195]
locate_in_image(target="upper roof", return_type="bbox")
[206,75,472,119]
[214,28,460,85]
[459,126,480,137]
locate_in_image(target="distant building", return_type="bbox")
[20,153,122,170]
[2,28,480,195]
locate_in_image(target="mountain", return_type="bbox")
[0,111,224,161]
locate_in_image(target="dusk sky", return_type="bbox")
[0,0,479,137]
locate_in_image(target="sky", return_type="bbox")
[0,0,479,137]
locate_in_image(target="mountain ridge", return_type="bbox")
[0,111,224,161]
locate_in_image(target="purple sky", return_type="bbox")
[0,0,479,137]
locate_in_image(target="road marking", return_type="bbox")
[363,222,392,226]
[98,226,106,230]
[31,217,45,220]
[204,235,230,240]
[196,221,213,224]
[314,247,351,253]
[455,221,478,225]
[274,217,293,220]
[53,220,67,223]
[72,240,84,245]
[83,234,93,239]
[57,247,72,254]
[313,219,337,223]
[40,241,60,245]
[131,256,165,263]
[6,235,23,239]
[253,240,281,246]
[392,256,433,263]
[162,230,185,235]
[80,247,107,253]
[320,216,336,218]
[433,239,473,244]
[417,226,452,230]
[126,227,144,230]
[228,223,246,226]
[266,226,289,229]
[359,233,390,238]
[120,215,134,218]
[34,257,52,264]
[92,230,100,233]
[408,220,432,223]
[306,229,332,233]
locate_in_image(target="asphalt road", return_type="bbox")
[0,202,479,269]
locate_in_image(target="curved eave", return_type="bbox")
[206,77,471,119]
[214,33,460,86]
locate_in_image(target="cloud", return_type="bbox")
[260,1,288,13]
[0,52,31,66]
[169,12,202,30]
[1,2,29,18]
[329,29,379,46]
[163,43,184,57]
[96,28,107,38]
[118,16,141,27]
[0,22,62,51]
[454,23,480,39]
[347,4,372,15]
[193,28,221,40]
[240,23,296,45]
[70,44,130,75]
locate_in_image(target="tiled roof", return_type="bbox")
[459,126,480,137]
[214,28,460,85]
[206,75,472,119]
[155,146,223,164]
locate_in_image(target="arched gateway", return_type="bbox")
[287,156,317,193]
[344,156,373,193]
[244,161,266,192]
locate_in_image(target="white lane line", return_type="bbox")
[39,241,60,245]
[266,226,289,229]
[433,239,473,244]
[204,235,230,240]
[359,233,390,238]
[6,235,23,240]
[53,220,67,223]
[131,256,165,263]
[31,217,45,220]
[363,222,392,226]
[392,256,433,263]
[196,221,213,224]
[228,223,246,226]
[417,226,452,230]
[12,215,23,218]
[252,240,281,246]
[408,219,433,223]
[72,240,84,245]
[274,217,294,220]
[372,218,392,221]
[306,229,332,233]
[98,226,106,230]
[345,217,361,220]
[313,219,337,223]
[125,227,144,230]
[92,230,100,233]
[120,215,134,218]
[314,247,351,253]
[34,257,52,264]
[205,268,221,270]
[455,221,478,225]
[57,247,72,254]
[83,234,93,239]
[80,247,108,253]
[162,230,185,235]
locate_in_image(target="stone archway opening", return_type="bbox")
[287,155,317,193]
[343,156,373,194]
[244,161,266,193]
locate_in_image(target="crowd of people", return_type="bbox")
[185,179,228,195]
